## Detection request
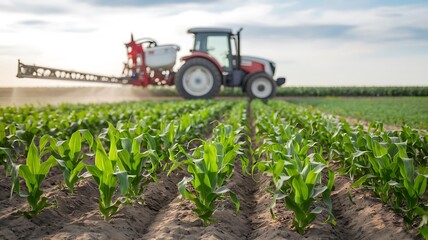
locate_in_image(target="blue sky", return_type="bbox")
[0,0,427,87]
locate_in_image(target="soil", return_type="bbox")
[1,156,420,240]
[0,96,421,240]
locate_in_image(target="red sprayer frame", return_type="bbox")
[124,35,175,87]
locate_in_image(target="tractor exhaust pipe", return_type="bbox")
[237,28,243,70]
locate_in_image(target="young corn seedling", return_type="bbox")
[51,130,94,193]
[350,137,398,204]
[282,157,335,235]
[257,140,335,234]
[177,140,240,226]
[116,133,160,202]
[0,122,9,171]
[396,157,428,225]
[252,102,335,234]
[86,138,131,220]
[13,137,57,218]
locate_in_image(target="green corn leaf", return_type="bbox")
[351,174,375,188]
[398,157,415,184]
[275,175,291,190]
[270,192,286,219]
[312,186,328,198]
[273,159,285,178]
[18,165,36,186]
[373,141,388,158]
[132,135,143,153]
[27,140,40,174]
[310,206,323,214]
[117,150,131,172]
[213,186,230,194]
[229,191,240,213]
[69,131,81,158]
[388,180,402,187]
[144,133,157,151]
[327,170,335,191]
[39,156,56,175]
[109,137,118,163]
[70,161,86,183]
[95,139,112,172]
[10,162,22,198]
[420,225,428,240]
[285,196,307,234]
[414,174,427,197]
[321,170,335,219]
[353,150,368,158]
[39,135,51,153]
[121,138,132,154]
[80,129,94,149]
[86,165,102,185]
[293,177,309,203]
[178,176,197,202]
[114,171,134,195]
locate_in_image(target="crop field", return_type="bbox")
[0,99,427,239]
[287,97,428,130]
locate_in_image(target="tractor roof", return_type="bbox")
[187,28,233,34]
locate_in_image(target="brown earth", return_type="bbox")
[0,157,420,240]
[0,91,421,239]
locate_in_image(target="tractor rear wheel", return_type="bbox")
[175,58,221,99]
[245,72,276,99]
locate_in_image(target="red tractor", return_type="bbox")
[17,28,286,99]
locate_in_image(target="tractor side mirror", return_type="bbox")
[276,77,286,86]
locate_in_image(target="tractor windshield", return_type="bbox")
[193,33,232,72]
[206,35,230,70]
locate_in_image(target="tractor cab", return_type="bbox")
[187,28,244,86]
[175,27,286,99]
[189,28,235,72]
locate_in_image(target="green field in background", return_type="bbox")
[287,97,428,129]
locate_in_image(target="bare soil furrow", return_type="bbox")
[328,173,419,240]
[140,160,255,240]
[0,167,184,240]
[247,102,303,239]
[198,158,257,240]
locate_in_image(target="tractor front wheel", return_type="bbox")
[175,58,221,99]
[245,72,276,99]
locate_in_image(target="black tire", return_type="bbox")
[175,58,222,99]
[245,72,276,99]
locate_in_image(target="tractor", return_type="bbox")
[17,27,286,99]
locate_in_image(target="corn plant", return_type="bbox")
[283,158,335,234]
[177,140,240,226]
[51,130,94,193]
[86,138,131,220]
[267,100,428,237]
[0,124,15,177]
[116,133,160,201]
[399,125,428,166]
[257,144,335,234]
[12,137,57,218]
[0,122,7,168]
[253,100,335,234]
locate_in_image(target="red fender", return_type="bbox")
[180,52,224,74]
[240,60,264,74]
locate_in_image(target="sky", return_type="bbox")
[0,0,427,87]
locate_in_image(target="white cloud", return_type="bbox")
[0,0,427,87]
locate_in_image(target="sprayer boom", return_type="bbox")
[16,60,135,85]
